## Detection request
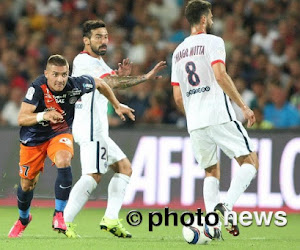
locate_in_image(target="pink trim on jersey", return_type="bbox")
[211,60,225,66]
[80,51,91,55]
[100,71,115,78]
[171,82,180,86]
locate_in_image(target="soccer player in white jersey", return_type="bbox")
[172,0,259,237]
[63,20,166,238]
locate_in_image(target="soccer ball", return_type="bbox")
[182,216,213,245]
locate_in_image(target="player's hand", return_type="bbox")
[115,58,132,76]
[114,103,135,122]
[242,106,256,128]
[44,110,64,123]
[145,61,167,80]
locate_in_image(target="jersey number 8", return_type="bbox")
[185,61,200,86]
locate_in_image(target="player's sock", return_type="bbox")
[64,175,97,222]
[54,166,72,212]
[225,163,257,210]
[203,176,220,213]
[104,173,130,220]
[17,185,33,225]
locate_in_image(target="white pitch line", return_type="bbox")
[249,237,266,240]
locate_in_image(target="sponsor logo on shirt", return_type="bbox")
[54,94,67,103]
[186,86,210,97]
[69,97,77,104]
[59,137,72,146]
[83,83,93,89]
[67,88,81,96]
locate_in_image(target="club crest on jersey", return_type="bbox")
[69,97,77,104]
[59,137,72,146]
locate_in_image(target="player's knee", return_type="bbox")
[114,158,132,176]
[252,152,259,170]
[91,173,101,184]
[120,163,132,176]
[238,152,259,170]
[204,164,219,179]
[55,157,71,168]
[54,150,72,167]
[21,183,34,192]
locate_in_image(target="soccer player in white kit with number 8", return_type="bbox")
[172,0,259,237]
[63,20,166,238]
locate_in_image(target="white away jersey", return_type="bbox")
[171,33,236,133]
[72,52,115,142]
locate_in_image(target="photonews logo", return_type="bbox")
[126,208,288,232]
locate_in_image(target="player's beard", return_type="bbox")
[91,44,107,56]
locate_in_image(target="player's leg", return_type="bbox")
[190,128,222,240]
[212,121,258,236]
[64,140,108,238]
[100,138,132,238]
[8,143,47,238]
[47,134,74,233]
[63,140,107,238]
[105,158,132,220]
[64,173,99,223]
[64,173,99,238]
[224,151,258,210]
[204,163,220,213]
[190,128,220,213]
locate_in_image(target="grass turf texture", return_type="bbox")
[0,207,299,250]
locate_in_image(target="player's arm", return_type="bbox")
[173,85,185,115]
[94,77,135,121]
[18,102,63,126]
[103,61,167,89]
[212,62,256,127]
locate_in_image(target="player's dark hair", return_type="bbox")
[82,20,106,38]
[185,0,212,26]
[46,54,69,68]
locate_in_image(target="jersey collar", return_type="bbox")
[80,51,91,55]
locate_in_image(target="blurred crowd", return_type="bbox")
[0,0,300,129]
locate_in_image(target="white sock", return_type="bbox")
[64,175,97,223]
[225,163,257,210]
[104,173,130,220]
[203,176,220,213]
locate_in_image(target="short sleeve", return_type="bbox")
[209,37,226,66]
[72,75,96,94]
[171,52,180,86]
[23,85,43,107]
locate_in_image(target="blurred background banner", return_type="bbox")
[1,127,299,212]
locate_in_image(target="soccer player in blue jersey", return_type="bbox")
[8,54,134,238]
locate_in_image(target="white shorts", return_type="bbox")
[190,121,254,169]
[78,137,126,175]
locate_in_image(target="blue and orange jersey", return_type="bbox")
[20,74,95,146]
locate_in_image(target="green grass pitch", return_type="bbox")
[0,207,299,250]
